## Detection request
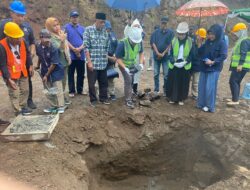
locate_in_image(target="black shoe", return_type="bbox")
[21,107,32,116]
[27,99,37,109]
[109,95,117,101]
[0,119,10,126]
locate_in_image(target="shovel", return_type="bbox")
[36,70,58,95]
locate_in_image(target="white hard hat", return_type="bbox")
[127,27,142,44]
[176,22,189,34]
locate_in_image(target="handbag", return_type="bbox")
[107,68,119,79]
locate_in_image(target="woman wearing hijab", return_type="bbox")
[197,24,228,112]
[45,17,71,105]
[166,22,193,105]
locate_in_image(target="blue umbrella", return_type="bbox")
[105,0,161,12]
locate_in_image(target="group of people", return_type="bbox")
[150,18,249,112]
[0,1,250,126]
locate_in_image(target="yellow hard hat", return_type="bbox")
[195,28,207,39]
[231,23,247,33]
[4,22,24,38]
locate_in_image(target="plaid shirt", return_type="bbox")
[84,24,109,70]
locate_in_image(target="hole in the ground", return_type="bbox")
[90,125,234,190]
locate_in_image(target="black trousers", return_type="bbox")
[229,69,247,102]
[87,68,108,102]
[28,71,33,101]
[68,60,85,94]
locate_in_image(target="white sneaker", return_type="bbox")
[178,101,184,106]
[69,93,75,97]
[169,101,175,104]
[147,67,153,71]
[227,101,239,106]
[202,107,209,112]
[57,106,67,114]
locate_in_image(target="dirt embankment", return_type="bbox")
[0,0,249,41]
[1,95,250,189]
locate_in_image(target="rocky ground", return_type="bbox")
[0,47,250,189]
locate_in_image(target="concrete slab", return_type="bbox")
[1,114,59,142]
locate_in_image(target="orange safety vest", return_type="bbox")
[0,38,28,79]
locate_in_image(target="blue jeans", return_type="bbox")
[197,71,220,112]
[229,69,247,102]
[154,58,169,92]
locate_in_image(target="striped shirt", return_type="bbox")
[83,24,109,70]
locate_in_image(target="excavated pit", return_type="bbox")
[94,128,231,189]
[83,106,250,190]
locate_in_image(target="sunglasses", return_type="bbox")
[14,51,20,59]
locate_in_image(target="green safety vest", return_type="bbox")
[231,37,250,69]
[122,38,140,67]
[169,37,192,70]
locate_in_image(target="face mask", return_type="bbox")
[235,31,243,38]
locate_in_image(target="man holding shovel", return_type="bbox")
[116,27,144,109]
[36,29,65,114]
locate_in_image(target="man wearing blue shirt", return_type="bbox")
[0,1,36,109]
[150,16,174,96]
[64,10,86,97]
[36,29,65,113]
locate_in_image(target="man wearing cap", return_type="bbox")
[0,22,33,116]
[64,10,86,97]
[35,29,65,114]
[83,12,110,107]
[227,23,250,106]
[150,16,174,96]
[0,1,36,109]
[116,27,144,109]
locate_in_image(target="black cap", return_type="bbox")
[161,16,168,23]
[70,10,79,17]
[39,29,51,39]
[96,12,106,20]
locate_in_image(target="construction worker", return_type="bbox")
[0,22,33,116]
[227,23,250,105]
[190,28,207,100]
[116,27,144,109]
[0,1,36,109]
[166,22,193,105]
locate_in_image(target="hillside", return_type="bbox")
[0,0,249,41]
